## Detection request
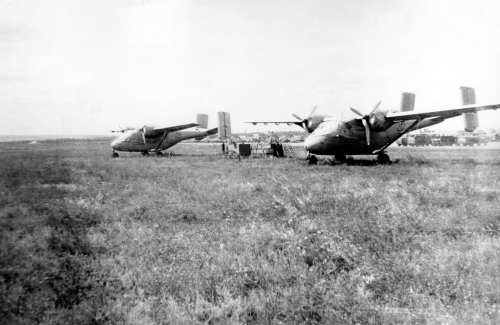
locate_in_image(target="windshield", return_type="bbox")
[116,130,136,141]
[311,121,337,136]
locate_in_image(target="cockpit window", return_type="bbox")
[311,122,336,136]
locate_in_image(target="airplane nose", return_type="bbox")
[304,135,324,154]
[111,138,120,150]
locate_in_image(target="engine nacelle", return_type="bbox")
[308,115,327,132]
[368,109,393,131]
[142,125,164,138]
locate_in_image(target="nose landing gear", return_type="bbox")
[306,151,318,165]
[112,150,119,158]
[377,153,391,165]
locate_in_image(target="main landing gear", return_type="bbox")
[308,155,318,165]
[377,153,391,165]
[334,154,347,162]
[141,151,149,157]
[156,151,165,157]
[307,154,347,165]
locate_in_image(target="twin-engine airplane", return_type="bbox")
[248,87,500,164]
[110,122,217,157]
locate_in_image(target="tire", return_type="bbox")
[377,154,388,164]
[335,154,347,162]
[308,155,318,165]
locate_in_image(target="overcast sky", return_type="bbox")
[2,0,500,135]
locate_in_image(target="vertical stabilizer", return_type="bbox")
[196,114,208,128]
[400,92,415,112]
[460,86,479,132]
[217,112,231,139]
[195,114,209,140]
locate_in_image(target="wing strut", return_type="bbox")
[372,119,420,154]
[153,132,169,152]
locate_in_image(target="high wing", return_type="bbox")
[246,121,303,127]
[386,103,500,121]
[246,106,321,134]
[153,123,200,132]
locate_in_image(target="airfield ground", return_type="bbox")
[1,140,499,324]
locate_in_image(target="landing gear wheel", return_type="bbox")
[377,153,391,165]
[141,151,149,157]
[112,152,119,158]
[156,151,165,157]
[308,155,318,165]
[334,154,347,162]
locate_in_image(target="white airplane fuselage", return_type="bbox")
[304,115,444,155]
[111,127,215,152]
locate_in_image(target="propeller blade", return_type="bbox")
[368,101,382,116]
[141,127,146,144]
[292,113,302,121]
[362,119,370,145]
[306,106,317,119]
[350,107,364,117]
[302,122,309,134]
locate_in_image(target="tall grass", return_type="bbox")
[1,141,499,324]
[0,150,121,324]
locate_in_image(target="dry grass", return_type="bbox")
[1,140,499,324]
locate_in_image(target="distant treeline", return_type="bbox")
[1,137,115,144]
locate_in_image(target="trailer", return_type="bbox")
[439,135,457,146]
[414,134,432,146]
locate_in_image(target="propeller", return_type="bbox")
[111,125,124,133]
[140,126,146,144]
[292,106,317,134]
[111,124,133,133]
[350,101,381,146]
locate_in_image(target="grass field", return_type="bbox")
[1,140,499,324]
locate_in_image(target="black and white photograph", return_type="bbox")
[1,0,500,323]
